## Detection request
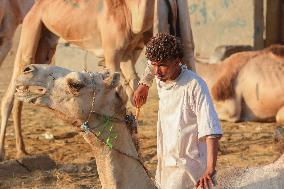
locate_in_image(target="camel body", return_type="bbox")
[217,154,284,189]
[196,45,284,123]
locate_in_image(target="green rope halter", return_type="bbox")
[81,115,118,149]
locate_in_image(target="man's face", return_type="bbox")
[150,59,181,82]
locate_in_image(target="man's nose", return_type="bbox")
[154,66,161,75]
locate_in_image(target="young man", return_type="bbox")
[134,33,222,189]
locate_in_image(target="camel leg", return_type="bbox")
[0,7,43,161]
[103,46,136,104]
[13,27,58,160]
[12,99,27,158]
[215,97,242,122]
[276,106,284,123]
[120,60,139,90]
[0,7,18,66]
[120,51,141,92]
[13,28,58,160]
[0,39,12,66]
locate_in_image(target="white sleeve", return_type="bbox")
[190,78,222,140]
[139,61,155,87]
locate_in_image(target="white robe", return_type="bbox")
[155,67,222,189]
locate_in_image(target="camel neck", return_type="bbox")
[82,116,157,189]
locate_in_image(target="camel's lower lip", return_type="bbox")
[15,93,38,103]
[16,85,46,95]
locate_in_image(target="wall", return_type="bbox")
[188,0,264,58]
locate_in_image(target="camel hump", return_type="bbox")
[211,52,255,101]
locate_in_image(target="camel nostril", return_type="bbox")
[23,65,34,74]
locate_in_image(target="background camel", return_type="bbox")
[217,153,284,188]
[0,0,195,161]
[195,45,284,123]
[14,64,284,189]
[15,64,157,189]
[0,0,35,65]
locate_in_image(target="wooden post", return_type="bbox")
[266,0,282,46]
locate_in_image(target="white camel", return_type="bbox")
[217,154,284,188]
[15,64,157,189]
[15,64,284,189]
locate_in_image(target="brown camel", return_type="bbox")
[0,0,35,65]
[15,64,157,189]
[196,45,284,123]
[0,0,195,161]
[15,64,284,189]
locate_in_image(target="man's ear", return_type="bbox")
[103,72,120,88]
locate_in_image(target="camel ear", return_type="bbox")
[103,72,120,88]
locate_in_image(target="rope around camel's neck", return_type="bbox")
[81,114,157,189]
[80,73,156,188]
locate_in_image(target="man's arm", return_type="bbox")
[133,63,154,107]
[196,137,220,189]
[139,62,155,88]
[190,78,222,188]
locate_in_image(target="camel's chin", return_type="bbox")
[15,84,47,104]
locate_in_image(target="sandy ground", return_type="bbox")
[0,44,282,188]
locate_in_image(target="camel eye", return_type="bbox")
[67,79,85,95]
[69,82,85,90]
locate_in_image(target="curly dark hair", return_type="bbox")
[145,33,183,62]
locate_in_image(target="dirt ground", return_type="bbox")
[0,47,282,189]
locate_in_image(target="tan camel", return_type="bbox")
[195,45,284,123]
[15,64,156,189]
[15,64,284,189]
[0,0,35,65]
[0,0,195,161]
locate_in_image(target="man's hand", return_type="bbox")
[133,84,149,108]
[195,169,217,189]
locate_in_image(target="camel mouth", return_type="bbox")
[15,85,47,103]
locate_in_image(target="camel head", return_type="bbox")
[15,64,128,126]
